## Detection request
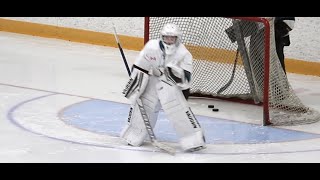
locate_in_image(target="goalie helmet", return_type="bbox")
[160,23,182,55]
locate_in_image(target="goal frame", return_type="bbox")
[144,17,272,125]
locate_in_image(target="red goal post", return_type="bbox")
[144,17,320,126]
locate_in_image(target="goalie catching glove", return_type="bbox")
[151,62,191,90]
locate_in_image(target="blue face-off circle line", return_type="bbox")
[6,89,320,155]
[61,99,320,145]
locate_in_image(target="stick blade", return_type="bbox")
[152,141,176,155]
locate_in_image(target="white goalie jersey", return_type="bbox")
[134,39,193,90]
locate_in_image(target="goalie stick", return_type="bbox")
[217,48,239,94]
[233,20,260,104]
[136,98,176,155]
[112,25,131,76]
[113,25,176,155]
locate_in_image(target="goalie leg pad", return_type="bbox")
[180,130,206,151]
[156,81,206,150]
[120,103,145,146]
[120,76,161,146]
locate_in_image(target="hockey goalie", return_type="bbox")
[121,23,206,152]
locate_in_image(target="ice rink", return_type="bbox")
[1,31,320,163]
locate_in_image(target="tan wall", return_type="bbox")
[0,18,319,76]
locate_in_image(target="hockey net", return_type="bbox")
[144,17,320,126]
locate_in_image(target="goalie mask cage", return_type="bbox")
[144,17,320,126]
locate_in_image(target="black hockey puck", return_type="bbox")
[212,108,219,112]
[208,105,215,108]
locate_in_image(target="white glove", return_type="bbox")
[166,62,184,78]
[150,67,165,77]
[160,67,179,86]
